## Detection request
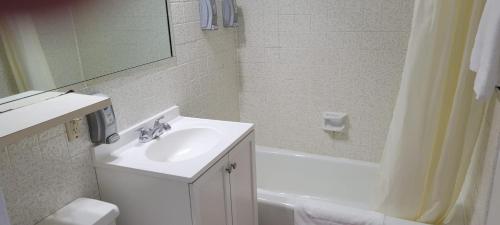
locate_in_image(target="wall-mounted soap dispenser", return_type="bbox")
[222,0,238,27]
[86,94,120,144]
[200,0,218,30]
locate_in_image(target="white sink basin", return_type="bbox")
[145,128,221,162]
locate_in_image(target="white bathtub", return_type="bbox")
[255,146,428,225]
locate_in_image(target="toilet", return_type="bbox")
[37,198,119,225]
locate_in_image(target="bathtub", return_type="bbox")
[255,146,428,225]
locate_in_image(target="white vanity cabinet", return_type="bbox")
[191,133,257,225]
[96,131,257,225]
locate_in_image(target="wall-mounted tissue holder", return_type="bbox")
[323,112,348,133]
[200,0,218,30]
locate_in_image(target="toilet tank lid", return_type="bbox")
[37,198,119,225]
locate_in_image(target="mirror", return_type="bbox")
[0,0,173,105]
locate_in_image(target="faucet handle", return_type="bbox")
[137,127,151,136]
[137,127,152,143]
[154,116,165,126]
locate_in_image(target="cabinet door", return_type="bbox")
[190,155,231,225]
[228,133,257,225]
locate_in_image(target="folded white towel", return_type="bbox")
[470,0,500,101]
[294,198,384,225]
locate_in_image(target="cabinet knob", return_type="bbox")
[225,166,232,173]
[230,163,237,170]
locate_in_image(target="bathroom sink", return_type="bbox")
[93,106,254,182]
[145,128,222,162]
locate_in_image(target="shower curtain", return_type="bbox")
[376,0,493,224]
[0,14,55,92]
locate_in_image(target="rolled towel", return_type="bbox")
[200,0,218,30]
[222,0,238,27]
[294,198,384,225]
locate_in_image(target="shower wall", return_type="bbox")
[237,0,414,162]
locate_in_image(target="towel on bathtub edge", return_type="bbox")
[294,198,384,225]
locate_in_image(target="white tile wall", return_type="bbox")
[0,0,240,224]
[0,119,99,225]
[237,0,414,162]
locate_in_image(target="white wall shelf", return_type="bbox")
[0,92,111,146]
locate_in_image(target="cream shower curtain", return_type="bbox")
[377,0,492,224]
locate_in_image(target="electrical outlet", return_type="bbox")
[65,118,81,142]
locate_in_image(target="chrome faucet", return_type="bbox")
[137,116,171,143]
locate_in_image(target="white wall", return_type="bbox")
[0,0,240,224]
[237,0,414,162]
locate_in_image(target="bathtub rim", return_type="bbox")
[256,145,380,169]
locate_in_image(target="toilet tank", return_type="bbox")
[37,198,119,225]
